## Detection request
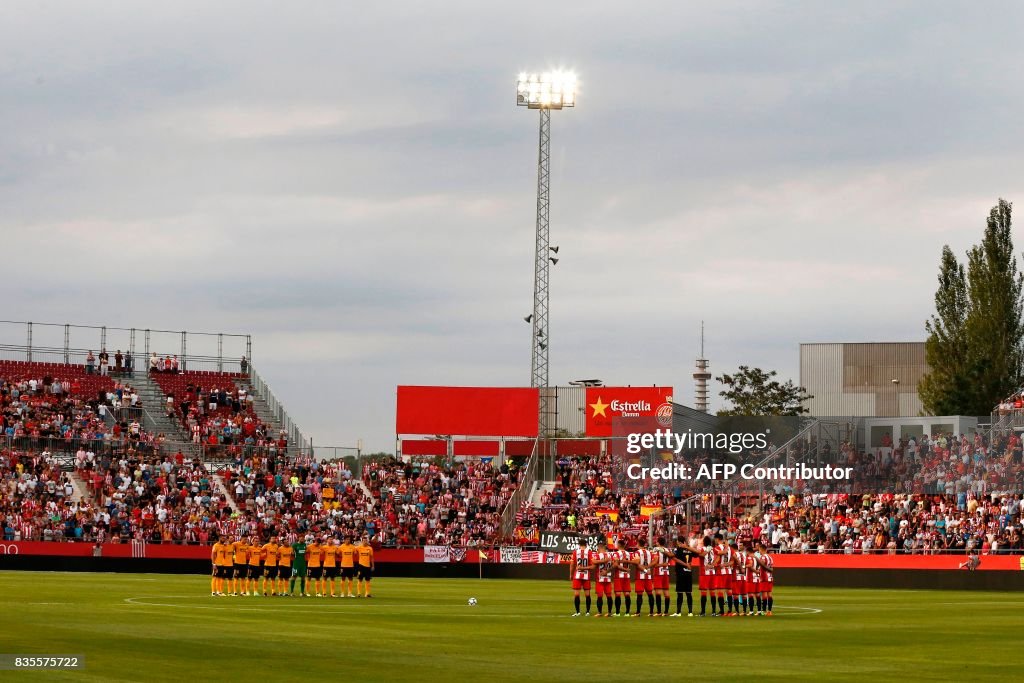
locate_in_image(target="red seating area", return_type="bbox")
[150,371,246,396]
[0,360,115,398]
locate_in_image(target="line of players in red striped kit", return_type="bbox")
[568,533,774,617]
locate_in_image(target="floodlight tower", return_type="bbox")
[517,70,576,435]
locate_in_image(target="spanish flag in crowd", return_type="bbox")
[593,508,619,522]
[638,505,663,521]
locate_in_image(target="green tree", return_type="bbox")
[715,366,812,416]
[964,199,1024,412]
[919,246,970,414]
[920,199,1024,415]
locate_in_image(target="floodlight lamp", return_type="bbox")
[516,69,578,109]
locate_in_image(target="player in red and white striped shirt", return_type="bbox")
[748,541,762,609]
[755,541,774,615]
[715,533,732,616]
[630,537,656,617]
[650,536,674,617]
[611,539,634,617]
[568,541,594,617]
[732,541,750,616]
[698,536,717,616]
[590,539,615,617]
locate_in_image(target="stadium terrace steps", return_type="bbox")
[353,478,374,503]
[128,372,194,443]
[212,474,240,513]
[531,481,556,507]
[66,470,90,503]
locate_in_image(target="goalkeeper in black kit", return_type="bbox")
[670,535,702,617]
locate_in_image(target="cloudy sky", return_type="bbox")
[3,1,1024,451]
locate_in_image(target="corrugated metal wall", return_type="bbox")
[800,342,927,417]
[551,385,587,435]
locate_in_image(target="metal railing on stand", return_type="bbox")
[246,364,310,454]
[499,438,540,538]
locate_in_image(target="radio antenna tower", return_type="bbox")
[693,321,711,413]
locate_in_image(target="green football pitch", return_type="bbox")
[0,571,1020,682]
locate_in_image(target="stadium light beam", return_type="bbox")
[517,69,576,436]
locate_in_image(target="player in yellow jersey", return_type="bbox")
[214,536,233,596]
[356,536,375,598]
[338,537,357,597]
[306,538,323,597]
[277,543,295,596]
[222,536,237,595]
[246,537,263,596]
[231,537,248,596]
[261,537,280,597]
[321,537,339,597]
[210,539,225,596]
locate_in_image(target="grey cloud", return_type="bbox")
[2,2,1023,449]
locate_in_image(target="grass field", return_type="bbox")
[0,571,1021,681]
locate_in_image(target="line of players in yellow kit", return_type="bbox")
[209,535,375,598]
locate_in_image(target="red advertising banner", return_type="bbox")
[452,440,500,456]
[584,386,674,437]
[400,439,448,456]
[770,553,1023,571]
[396,386,539,437]
[0,541,424,563]
[505,440,536,457]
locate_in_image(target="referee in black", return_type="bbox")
[671,535,701,617]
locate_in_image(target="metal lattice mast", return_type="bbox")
[517,70,576,437]
[531,108,551,432]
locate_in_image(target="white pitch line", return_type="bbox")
[935,601,1024,607]
[121,596,822,617]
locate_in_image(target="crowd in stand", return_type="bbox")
[156,375,280,453]
[513,453,688,542]
[206,455,522,549]
[2,442,526,549]
[1,364,158,448]
[1,448,87,541]
[363,458,521,547]
[767,430,1024,495]
[84,349,134,377]
[77,446,239,544]
[509,431,1024,554]
[7,348,1024,554]
[5,432,1022,555]
[215,453,373,542]
[3,446,234,545]
[752,490,1023,554]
